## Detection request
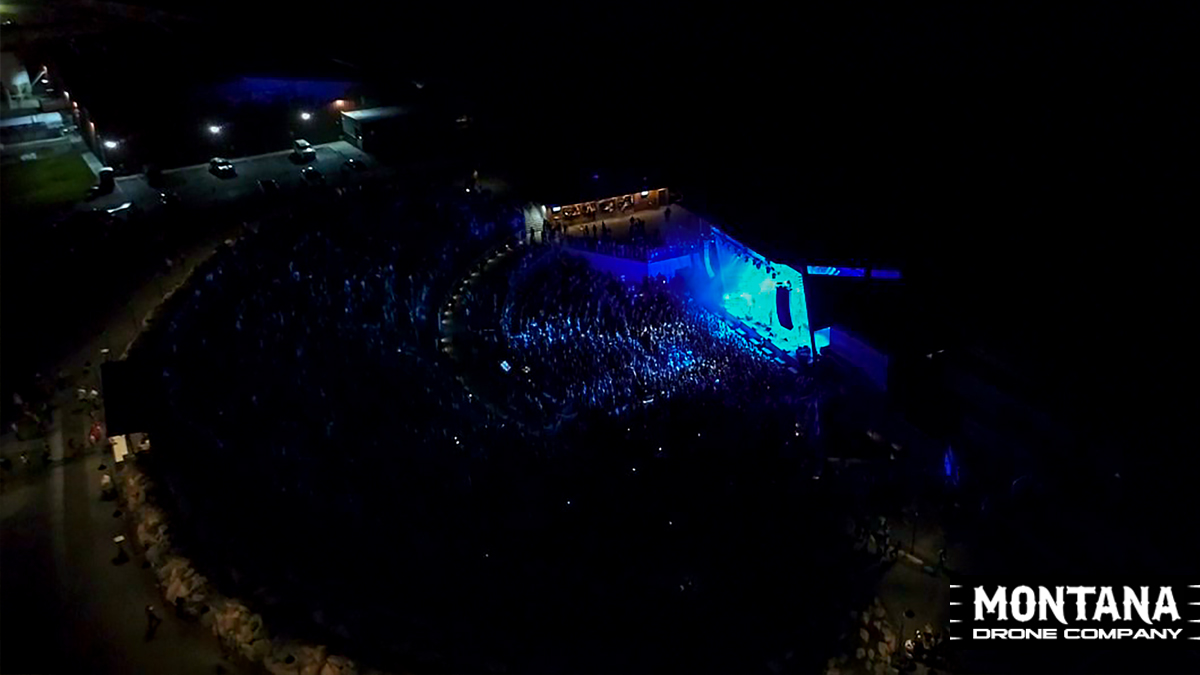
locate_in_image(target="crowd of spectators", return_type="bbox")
[557,234,702,262]
[498,253,813,420]
[123,181,853,673]
[127,182,543,655]
[448,244,821,462]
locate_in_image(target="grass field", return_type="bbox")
[1,153,94,211]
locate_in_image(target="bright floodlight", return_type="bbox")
[300,112,312,121]
[208,125,222,135]
[103,140,118,149]
[333,99,345,108]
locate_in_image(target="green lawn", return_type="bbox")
[1,153,95,211]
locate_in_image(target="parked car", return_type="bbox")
[343,158,365,171]
[158,191,179,207]
[293,139,317,162]
[300,166,324,186]
[209,157,236,177]
[258,179,280,196]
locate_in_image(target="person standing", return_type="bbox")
[145,605,161,639]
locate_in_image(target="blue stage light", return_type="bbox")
[806,266,866,277]
[709,230,813,357]
[944,446,960,485]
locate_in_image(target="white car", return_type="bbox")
[293,139,317,161]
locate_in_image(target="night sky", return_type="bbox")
[214,4,1196,264]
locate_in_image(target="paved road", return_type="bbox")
[0,212,253,673]
[0,146,304,671]
[1,449,251,675]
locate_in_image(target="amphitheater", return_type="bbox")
[114,181,863,674]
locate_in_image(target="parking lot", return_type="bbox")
[83,140,381,217]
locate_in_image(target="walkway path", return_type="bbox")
[0,220,252,673]
[1,449,250,674]
[438,240,531,429]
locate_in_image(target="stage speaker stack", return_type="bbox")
[776,286,794,330]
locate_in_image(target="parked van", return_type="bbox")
[293,139,316,161]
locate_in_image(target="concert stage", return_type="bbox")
[699,226,815,361]
[527,186,816,362]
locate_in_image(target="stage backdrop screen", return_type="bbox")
[710,228,813,356]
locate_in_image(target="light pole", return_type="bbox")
[292,111,312,141]
[207,124,228,156]
[102,138,119,169]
